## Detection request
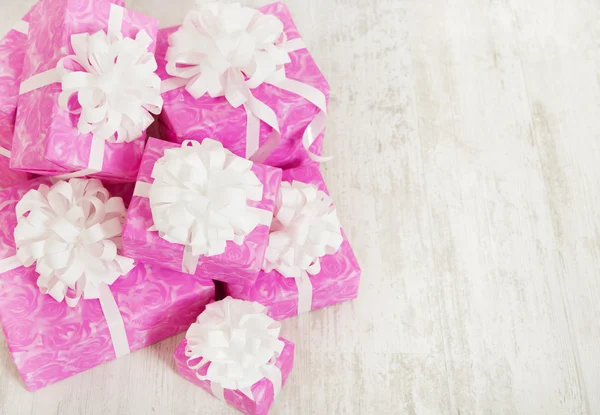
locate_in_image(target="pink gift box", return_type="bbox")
[175,338,294,415]
[156,2,329,170]
[11,0,157,182]
[0,2,39,189]
[122,138,282,286]
[225,165,361,320]
[0,177,216,391]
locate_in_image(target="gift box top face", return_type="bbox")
[226,164,362,320]
[0,177,215,391]
[175,338,295,415]
[155,1,330,169]
[122,138,282,285]
[11,0,158,181]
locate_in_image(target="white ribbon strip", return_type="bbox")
[98,283,130,357]
[18,4,162,177]
[0,146,11,159]
[262,181,343,315]
[185,298,285,402]
[162,2,328,162]
[294,274,314,314]
[135,140,272,274]
[12,20,29,35]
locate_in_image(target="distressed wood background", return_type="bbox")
[1,0,600,414]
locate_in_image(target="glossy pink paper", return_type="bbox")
[0,177,216,391]
[156,2,329,170]
[122,138,282,285]
[11,0,156,182]
[0,2,38,189]
[175,338,294,415]
[225,165,361,321]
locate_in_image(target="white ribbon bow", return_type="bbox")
[163,1,329,163]
[185,297,284,399]
[58,29,163,143]
[14,179,135,307]
[144,139,271,273]
[263,181,343,314]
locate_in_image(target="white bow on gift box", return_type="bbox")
[0,179,135,358]
[133,139,274,274]
[18,4,163,178]
[262,181,344,314]
[161,1,329,163]
[185,297,285,401]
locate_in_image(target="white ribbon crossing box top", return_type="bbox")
[18,4,163,179]
[161,1,330,163]
[0,178,135,358]
[184,297,285,401]
[262,181,344,314]
[133,139,273,275]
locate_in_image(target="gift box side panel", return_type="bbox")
[156,2,329,170]
[122,138,281,284]
[174,338,294,415]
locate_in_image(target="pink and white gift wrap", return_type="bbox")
[0,177,216,391]
[174,298,294,415]
[0,2,39,189]
[156,2,330,170]
[10,0,158,182]
[225,165,361,321]
[122,138,282,286]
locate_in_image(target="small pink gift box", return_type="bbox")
[156,2,330,170]
[11,0,158,182]
[225,165,361,320]
[122,138,282,285]
[174,298,294,415]
[0,177,215,391]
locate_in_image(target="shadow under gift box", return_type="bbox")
[0,177,215,391]
[225,165,362,321]
[175,338,294,415]
[10,0,156,182]
[122,137,282,286]
[155,1,330,170]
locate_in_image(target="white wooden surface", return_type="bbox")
[2,0,600,413]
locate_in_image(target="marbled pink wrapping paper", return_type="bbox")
[175,338,294,415]
[225,165,361,321]
[0,2,39,189]
[0,177,216,391]
[122,138,282,286]
[10,0,156,182]
[156,2,329,170]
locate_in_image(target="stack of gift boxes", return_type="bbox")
[0,0,360,414]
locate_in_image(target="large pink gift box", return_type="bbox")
[122,138,282,286]
[225,165,362,320]
[156,2,330,170]
[11,0,157,182]
[0,2,39,189]
[0,177,215,391]
[175,338,294,415]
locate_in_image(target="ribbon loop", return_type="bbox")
[185,297,284,397]
[14,179,135,307]
[146,139,271,272]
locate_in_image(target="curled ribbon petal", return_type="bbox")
[185,297,284,391]
[14,179,135,307]
[263,181,343,279]
[58,29,163,143]
[166,2,289,104]
[148,139,265,258]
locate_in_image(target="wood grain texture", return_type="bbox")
[1,0,599,413]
